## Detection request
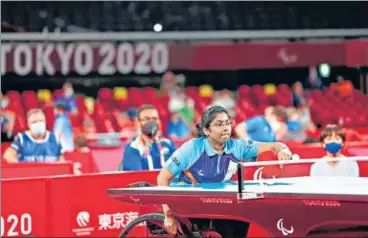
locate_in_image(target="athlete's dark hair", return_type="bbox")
[196,105,230,137]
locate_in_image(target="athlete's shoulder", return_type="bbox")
[176,137,205,155]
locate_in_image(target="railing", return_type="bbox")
[2,29,368,41]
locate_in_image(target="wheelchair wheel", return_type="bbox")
[119,213,171,237]
[119,213,223,238]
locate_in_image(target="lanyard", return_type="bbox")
[140,136,165,169]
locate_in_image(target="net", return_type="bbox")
[240,156,368,181]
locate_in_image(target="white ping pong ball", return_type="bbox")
[153,23,163,32]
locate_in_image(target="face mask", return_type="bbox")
[30,122,46,135]
[325,142,342,155]
[141,120,159,138]
[1,99,9,109]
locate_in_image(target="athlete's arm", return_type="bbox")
[237,139,291,162]
[157,168,175,215]
[257,142,290,155]
[157,140,194,216]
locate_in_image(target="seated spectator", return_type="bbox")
[283,107,318,144]
[180,93,196,126]
[336,75,354,97]
[212,90,236,117]
[119,105,176,171]
[116,108,138,139]
[55,82,78,114]
[3,109,64,163]
[304,65,323,91]
[159,71,180,97]
[0,92,15,141]
[291,81,307,108]
[75,134,90,153]
[235,106,288,142]
[82,114,97,139]
[54,103,74,152]
[310,124,359,177]
[167,97,192,140]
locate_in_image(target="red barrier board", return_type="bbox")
[1,162,74,179]
[47,171,158,236]
[2,40,367,76]
[2,161,368,237]
[1,171,159,237]
[1,178,48,237]
[64,151,100,174]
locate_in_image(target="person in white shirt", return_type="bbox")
[310,124,359,177]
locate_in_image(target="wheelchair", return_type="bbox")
[119,182,223,238]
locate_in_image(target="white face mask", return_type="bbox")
[30,122,46,135]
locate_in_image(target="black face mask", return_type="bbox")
[141,121,159,138]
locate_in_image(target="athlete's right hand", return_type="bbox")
[164,214,183,236]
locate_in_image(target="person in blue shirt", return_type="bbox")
[119,104,176,171]
[157,105,293,236]
[55,82,78,114]
[166,112,192,140]
[4,108,64,163]
[234,106,288,142]
[53,103,74,152]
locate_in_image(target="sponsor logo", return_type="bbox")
[197,170,204,176]
[76,211,90,227]
[72,211,94,236]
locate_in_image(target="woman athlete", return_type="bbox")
[157,106,293,237]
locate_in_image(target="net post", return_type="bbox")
[237,163,244,200]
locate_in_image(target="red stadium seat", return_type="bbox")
[98,88,113,100]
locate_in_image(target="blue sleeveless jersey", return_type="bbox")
[11,131,63,162]
[165,137,261,184]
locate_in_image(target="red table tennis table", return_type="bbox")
[108,163,368,237]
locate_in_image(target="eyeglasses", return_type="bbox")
[211,121,232,128]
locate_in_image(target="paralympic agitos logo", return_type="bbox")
[253,167,264,181]
[277,218,294,236]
